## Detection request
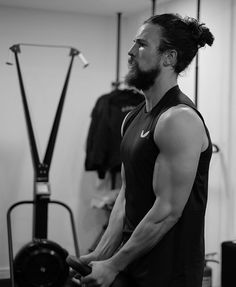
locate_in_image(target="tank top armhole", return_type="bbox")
[121,102,145,137]
[121,112,131,137]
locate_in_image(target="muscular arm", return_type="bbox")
[92,165,126,260]
[107,106,207,271]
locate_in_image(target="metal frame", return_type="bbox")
[6,43,84,286]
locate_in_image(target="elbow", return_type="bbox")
[151,199,183,226]
[169,207,182,225]
[162,201,182,225]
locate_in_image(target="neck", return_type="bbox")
[143,72,177,112]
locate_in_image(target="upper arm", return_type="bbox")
[152,106,205,218]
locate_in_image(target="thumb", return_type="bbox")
[80,252,97,264]
[79,255,91,264]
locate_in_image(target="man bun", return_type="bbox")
[185,17,215,48]
[198,26,214,47]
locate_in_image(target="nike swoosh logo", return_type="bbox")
[140,130,150,138]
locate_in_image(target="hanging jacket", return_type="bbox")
[85,88,144,179]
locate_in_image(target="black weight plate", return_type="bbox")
[14,239,69,287]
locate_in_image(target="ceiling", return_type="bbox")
[0,0,171,16]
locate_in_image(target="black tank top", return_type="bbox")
[120,85,212,287]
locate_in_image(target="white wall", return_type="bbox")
[0,1,236,286]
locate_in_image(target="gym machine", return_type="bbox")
[6,43,88,287]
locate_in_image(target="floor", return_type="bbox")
[0,278,79,287]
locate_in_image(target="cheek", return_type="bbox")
[139,53,160,70]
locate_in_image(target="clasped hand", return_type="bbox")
[74,260,119,287]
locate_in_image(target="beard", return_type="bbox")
[124,60,161,91]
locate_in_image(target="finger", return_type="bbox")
[69,269,78,277]
[82,284,96,287]
[80,275,95,284]
[74,273,82,280]
[71,277,82,285]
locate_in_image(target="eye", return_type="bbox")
[138,42,145,48]
[134,39,146,48]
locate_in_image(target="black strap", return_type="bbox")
[12,45,41,171]
[11,44,78,182]
[43,49,78,172]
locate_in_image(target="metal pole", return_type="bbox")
[115,12,122,88]
[195,0,201,108]
[152,0,156,16]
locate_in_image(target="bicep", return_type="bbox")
[152,107,204,217]
[153,149,199,217]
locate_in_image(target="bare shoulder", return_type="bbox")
[157,105,203,130]
[154,105,207,153]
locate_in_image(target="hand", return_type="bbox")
[80,250,99,264]
[69,269,82,286]
[69,252,98,286]
[81,260,119,287]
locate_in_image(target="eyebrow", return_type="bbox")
[134,38,148,45]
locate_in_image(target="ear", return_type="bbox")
[163,50,177,67]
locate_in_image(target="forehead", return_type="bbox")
[135,23,162,45]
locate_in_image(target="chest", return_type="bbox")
[121,109,159,165]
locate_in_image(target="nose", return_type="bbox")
[128,43,137,57]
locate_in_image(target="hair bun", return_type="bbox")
[198,25,214,47]
[185,17,215,48]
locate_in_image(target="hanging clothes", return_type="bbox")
[85,88,144,179]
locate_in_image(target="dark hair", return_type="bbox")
[144,13,215,74]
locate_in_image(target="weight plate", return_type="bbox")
[14,239,69,287]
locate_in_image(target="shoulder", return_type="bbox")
[158,105,203,130]
[154,105,205,152]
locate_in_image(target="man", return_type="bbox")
[77,13,214,287]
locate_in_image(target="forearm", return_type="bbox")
[107,201,179,271]
[93,189,126,260]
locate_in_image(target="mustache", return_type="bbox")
[128,57,133,65]
[128,56,137,67]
